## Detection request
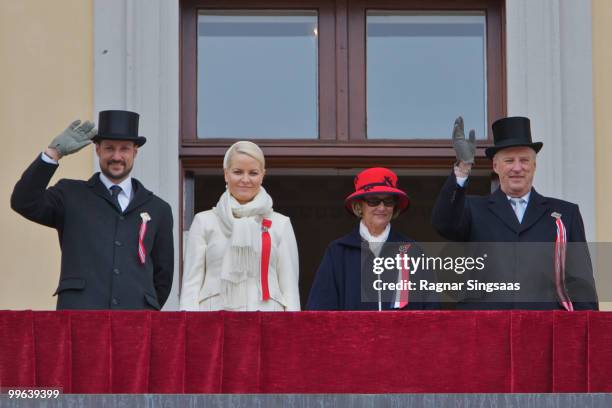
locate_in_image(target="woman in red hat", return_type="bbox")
[306,167,438,310]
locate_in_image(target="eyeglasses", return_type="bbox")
[363,197,396,207]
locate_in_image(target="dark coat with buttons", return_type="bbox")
[306,226,440,311]
[11,155,174,310]
[431,172,598,310]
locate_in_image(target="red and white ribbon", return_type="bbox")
[138,212,151,265]
[553,212,573,311]
[260,218,272,301]
[398,243,412,309]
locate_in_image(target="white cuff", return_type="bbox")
[456,176,468,187]
[41,152,58,165]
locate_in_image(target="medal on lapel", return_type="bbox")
[138,212,151,264]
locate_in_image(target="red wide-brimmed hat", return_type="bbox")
[344,167,410,214]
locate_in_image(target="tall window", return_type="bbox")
[181,0,505,164]
[197,11,319,139]
[366,12,487,139]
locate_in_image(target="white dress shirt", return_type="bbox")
[507,192,531,223]
[98,172,133,212]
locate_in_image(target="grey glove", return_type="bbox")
[452,116,476,165]
[48,120,97,157]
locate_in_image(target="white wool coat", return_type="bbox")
[180,210,300,311]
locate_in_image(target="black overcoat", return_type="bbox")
[431,172,598,310]
[11,155,174,310]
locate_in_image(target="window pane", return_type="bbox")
[197,11,318,139]
[367,12,487,139]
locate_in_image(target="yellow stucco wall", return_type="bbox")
[0,0,93,310]
[593,1,612,242]
[593,0,612,310]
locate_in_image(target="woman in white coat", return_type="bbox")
[180,141,300,311]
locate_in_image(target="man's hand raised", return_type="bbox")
[452,116,476,165]
[452,116,476,178]
[46,120,97,160]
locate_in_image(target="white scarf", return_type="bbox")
[213,187,273,308]
[359,221,390,257]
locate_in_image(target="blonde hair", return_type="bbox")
[351,201,363,217]
[223,141,266,170]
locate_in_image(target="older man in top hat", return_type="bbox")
[11,110,174,310]
[431,116,598,310]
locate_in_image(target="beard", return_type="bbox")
[100,160,133,181]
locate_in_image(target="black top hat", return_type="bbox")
[485,116,542,159]
[93,110,146,146]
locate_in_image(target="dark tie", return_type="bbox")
[110,185,122,211]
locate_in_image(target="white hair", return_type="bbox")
[223,141,265,170]
[493,146,537,162]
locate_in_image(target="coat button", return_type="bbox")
[115,240,122,246]
[119,216,125,221]
[112,298,119,305]
[113,268,120,275]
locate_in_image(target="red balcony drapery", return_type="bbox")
[1,311,611,393]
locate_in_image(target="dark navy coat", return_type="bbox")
[306,226,439,311]
[431,172,598,310]
[11,155,174,310]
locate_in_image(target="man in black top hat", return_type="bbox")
[431,116,598,310]
[11,110,174,310]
